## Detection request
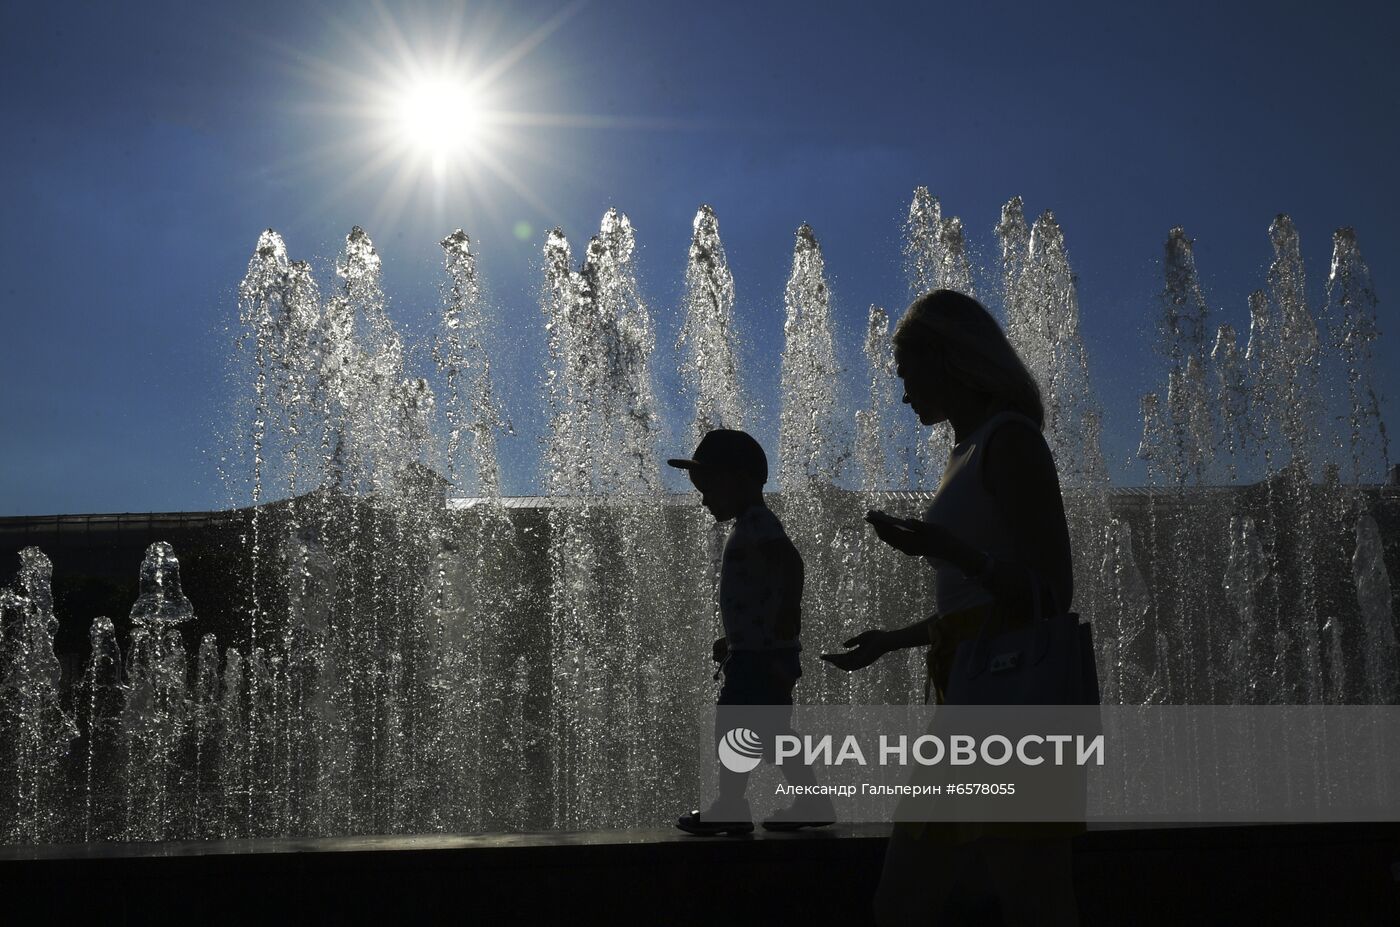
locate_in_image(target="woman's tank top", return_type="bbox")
[922,409,1042,615]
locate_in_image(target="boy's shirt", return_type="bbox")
[718,502,803,651]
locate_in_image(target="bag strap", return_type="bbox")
[964,568,1065,677]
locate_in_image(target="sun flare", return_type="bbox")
[271,1,647,227]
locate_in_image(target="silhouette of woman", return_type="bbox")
[823,289,1082,925]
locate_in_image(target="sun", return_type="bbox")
[263,1,662,229]
[393,77,486,170]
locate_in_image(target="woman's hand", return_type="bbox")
[820,630,890,672]
[865,510,958,559]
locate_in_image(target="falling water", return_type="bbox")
[78,617,123,841]
[902,187,975,486]
[1002,204,1113,695]
[1098,518,1153,706]
[849,305,931,704]
[776,223,855,704]
[1325,228,1391,486]
[1211,323,1250,483]
[778,224,844,491]
[1353,513,1397,703]
[130,542,195,626]
[1221,515,1271,704]
[192,632,220,837]
[431,228,514,832]
[1142,229,1221,698]
[856,306,897,494]
[1159,229,1216,484]
[540,209,676,827]
[904,186,976,301]
[677,204,746,442]
[1011,210,1105,486]
[122,548,196,840]
[2,549,78,843]
[0,195,1394,846]
[1269,216,1323,472]
[1268,217,1327,702]
[675,203,746,765]
[432,228,498,812]
[437,229,510,498]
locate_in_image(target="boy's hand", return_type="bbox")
[712,637,728,662]
[820,629,888,672]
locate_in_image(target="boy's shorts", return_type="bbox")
[718,648,802,706]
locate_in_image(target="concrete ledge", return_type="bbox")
[3,823,1398,925]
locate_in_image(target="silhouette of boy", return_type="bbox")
[668,429,835,834]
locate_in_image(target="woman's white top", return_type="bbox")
[922,410,1041,615]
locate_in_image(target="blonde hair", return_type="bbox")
[892,289,1045,429]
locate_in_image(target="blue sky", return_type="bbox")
[2,0,1397,514]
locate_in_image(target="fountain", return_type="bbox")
[0,192,1394,845]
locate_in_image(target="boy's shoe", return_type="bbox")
[761,796,836,831]
[676,799,754,836]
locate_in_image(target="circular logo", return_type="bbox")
[717,727,764,773]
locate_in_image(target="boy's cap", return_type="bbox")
[667,429,768,485]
